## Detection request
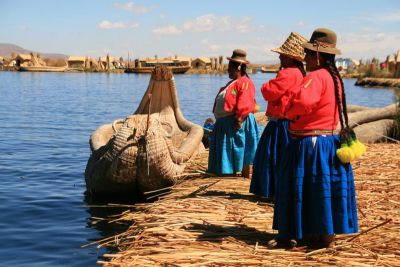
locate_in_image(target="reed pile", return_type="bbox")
[89,143,400,266]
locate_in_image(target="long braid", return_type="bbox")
[295,60,306,77]
[323,59,345,130]
[241,64,249,78]
[232,61,249,77]
[329,60,350,127]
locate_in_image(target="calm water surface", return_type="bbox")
[0,71,396,266]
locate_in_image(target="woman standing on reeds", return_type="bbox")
[250,32,307,199]
[272,28,358,248]
[208,49,259,178]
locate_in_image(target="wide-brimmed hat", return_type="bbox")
[271,32,307,62]
[227,49,250,64]
[302,28,341,55]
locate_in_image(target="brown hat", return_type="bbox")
[227,49,250,64]
[271,32,308,62]
[303,28,341,55]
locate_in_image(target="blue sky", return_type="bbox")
[1,0,399,62]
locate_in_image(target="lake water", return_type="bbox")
[0,71,396,266]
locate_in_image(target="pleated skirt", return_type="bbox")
[273,135,358,239]
[208,114,259,175]
[250,119,289,198]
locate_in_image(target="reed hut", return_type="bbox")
[100,55,119,70]
[14,54,31,67]
[67,56,86,69]
[168,55,192,66]
[192,57,212,69]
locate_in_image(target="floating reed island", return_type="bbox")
[87,143,400,267]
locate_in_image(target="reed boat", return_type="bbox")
[125,65,191,74]
[19,65,68,72]
[260,66,279,73]
[85,66,204,196]
[125,58,191,74]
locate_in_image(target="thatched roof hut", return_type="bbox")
[14,54,31,66]
[166,55,192,66]
[99,55,120,70]
[191,57,212,69]
[67,56,86,69]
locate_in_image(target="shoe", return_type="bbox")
[320,234,335,248]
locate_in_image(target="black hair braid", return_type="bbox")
[329,61,350,127]
[231,60,249,77]
[295,60,306,77]
[240,64,249,78]
[324,61,345,130]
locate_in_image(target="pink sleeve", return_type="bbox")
[260,70,291,102]
[285,74,323,119]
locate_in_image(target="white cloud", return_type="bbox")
[183,14,214,32]
[98,20,139,29]
[114,2,157,13]
[152,14,254,37]
[209,44,223,51]
[371,10,400,22]
[129,23,140,28]
[235,17,251,33]
[340,31,400,60]
[98,20,126,29]
[296,21,306,27]
[152,25,182,35]
[183,14,231,32]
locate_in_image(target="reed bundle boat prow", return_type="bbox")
[85,65,204,196]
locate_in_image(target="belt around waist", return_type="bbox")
[289,129,335,136]
[267,116,288,122]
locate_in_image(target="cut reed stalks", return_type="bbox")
[87,144,399,266]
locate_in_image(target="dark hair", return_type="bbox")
[320,53,349,130]
[229,60,249,77]
[294,60,306,77]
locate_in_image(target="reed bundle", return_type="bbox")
[89,143,400,266]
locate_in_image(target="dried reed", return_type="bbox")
[87,144,399,266]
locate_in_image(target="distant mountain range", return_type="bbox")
[0,43,67,59]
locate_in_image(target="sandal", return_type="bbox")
[267,238,297,249]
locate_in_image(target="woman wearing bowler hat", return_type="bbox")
[208,49,259,178]
[250,32,307,200]
[272,28,358,248]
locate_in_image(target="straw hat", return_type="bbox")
[227,49,250,64]
[303,28,341,55]
[271,32,308,62]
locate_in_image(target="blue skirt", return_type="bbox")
[250,119,289,198]
[273,135,358,239]
[208,114,259,175]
